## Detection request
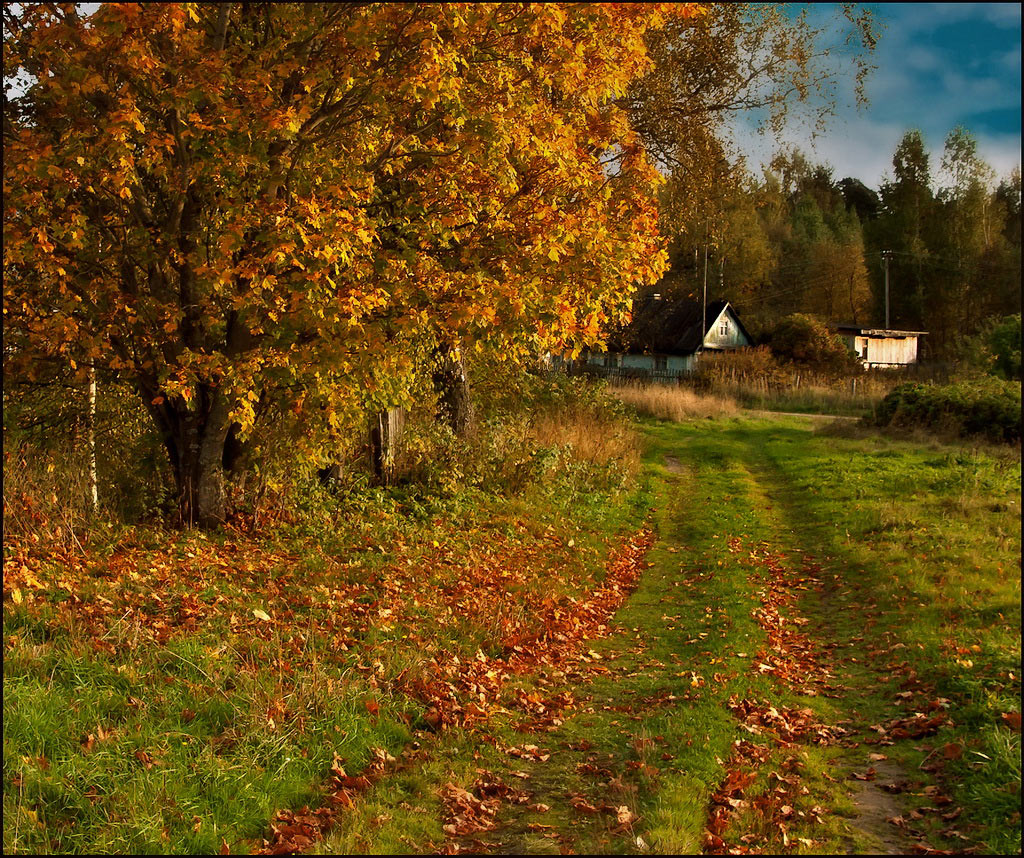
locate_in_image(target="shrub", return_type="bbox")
[769,314,859,373]
[691,346,787,390]
[872,378,1022,443]
[989,315,1023,380]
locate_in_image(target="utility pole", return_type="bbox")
[881,250,891,329]
[701,218,709,346]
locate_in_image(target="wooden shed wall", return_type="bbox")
[840,333,920,366]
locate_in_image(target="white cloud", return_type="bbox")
[727,116,1020,190]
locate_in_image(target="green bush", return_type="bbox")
[873,378,1022,443]
[989,315,1023,380]
[768,313,860,373]
[957,315,1022,380]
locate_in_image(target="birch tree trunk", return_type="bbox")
[87,363,98,512]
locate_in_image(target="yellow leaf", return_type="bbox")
[252,609,271,621]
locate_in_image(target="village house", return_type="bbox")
[580,296,752,379]
[833,324,927,368]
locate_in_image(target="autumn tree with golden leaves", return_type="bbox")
[4,2,703,526]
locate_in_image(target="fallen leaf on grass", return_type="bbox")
[1001,711,1021,731]
[441,782,501,838]
[570,795,601,814]
[134,749,155,769]
[703,831,726,850]
[615,805,638,826]
[941,742,962,760]
[422,707,443,731]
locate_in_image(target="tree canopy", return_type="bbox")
[4,2,702,525]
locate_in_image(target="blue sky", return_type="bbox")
[732,3,1022,189]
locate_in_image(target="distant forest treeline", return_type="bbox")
[656,127,1021,357]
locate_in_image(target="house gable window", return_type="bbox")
[719,319,729,336]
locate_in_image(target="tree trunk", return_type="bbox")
[143,385,231,528]
[87,363,99,512]
[178,416,229,528]
[432,344,472,437]
[369,407,405,485]
[222,422,247,475]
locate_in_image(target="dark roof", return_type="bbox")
[609,297,750,355]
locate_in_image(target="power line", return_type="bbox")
[733,268,872,305]
[868,248,1020,271]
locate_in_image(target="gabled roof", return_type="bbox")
[609,297,751,356]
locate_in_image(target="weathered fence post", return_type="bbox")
[369,407,405,485]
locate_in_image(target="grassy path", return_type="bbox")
[319,414,1019,855]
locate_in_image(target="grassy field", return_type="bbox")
[3,408,1021,854]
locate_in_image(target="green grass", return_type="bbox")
[5,410,1020,854]
[3,429,647,855]
[638,414,1020,853]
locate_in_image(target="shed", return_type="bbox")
[833,325,927,368]
[582,297,752,379]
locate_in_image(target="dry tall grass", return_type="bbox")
[531,404,643,476]
[2,444,93,551]
[610,382,739,421]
